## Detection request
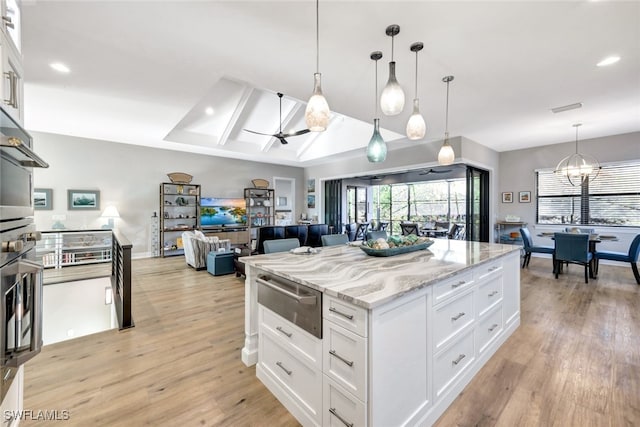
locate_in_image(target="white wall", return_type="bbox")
[32,132,305,257]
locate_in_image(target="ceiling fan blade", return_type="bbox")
[278,137,289,145]
[282,129,311,137]
[243,129,275,137]
[419,168,452,175]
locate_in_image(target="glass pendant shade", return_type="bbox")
[406,98,426,140]
[305,73,330,132]
[438,134,455,165]
[380,62,405,116]
[367,118,387,163]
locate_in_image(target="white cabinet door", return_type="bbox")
[1,31,23,124]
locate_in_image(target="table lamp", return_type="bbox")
[101,205,120,229]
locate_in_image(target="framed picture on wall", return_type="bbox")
[502,192,513,203]
[67,190,100,210]
[34,188,53,210]
[519,191,531,203]
[307,194,316,209]
[307,178,316,193]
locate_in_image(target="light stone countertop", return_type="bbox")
[242,239,521,309]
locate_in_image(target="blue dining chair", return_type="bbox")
[554,232,593,283]
[263,238,300,254]
[519,228,554,268]
[594,234,640,285]
[321,234,349,247]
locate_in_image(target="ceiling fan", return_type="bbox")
[243,92,310,145]
[419,168,452,175]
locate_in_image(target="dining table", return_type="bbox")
[420,226,449,238]
[537,232,619,278]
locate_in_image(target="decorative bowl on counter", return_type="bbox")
[359,241,433,257]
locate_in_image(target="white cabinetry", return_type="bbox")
[0,366,23,427]
[0,0,22,125]
[255,251,521,426]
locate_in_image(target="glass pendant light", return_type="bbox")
[438,75,455,166]
[367,51,387,163]
[305,0,330,132]
[380,25,405,116]
[406,42,426,140]
[554,124,601,186]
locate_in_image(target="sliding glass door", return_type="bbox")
[466,166,490,242]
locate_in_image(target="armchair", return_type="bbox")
[182,230,230,270]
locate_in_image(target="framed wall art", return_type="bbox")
[67,190,100,210]
[502,192,513,203]
[519,191,531,203]
[34,188,53,210]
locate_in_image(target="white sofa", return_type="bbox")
[182,230,231,270]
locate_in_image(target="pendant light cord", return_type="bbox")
[315,0,320,73]
[375,59,379,116]
[575,124,579,154]
[391,34,395,61]
[414,50,418,97]
[445,80,450,134]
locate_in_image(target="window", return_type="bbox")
[536,160,640,226]
[372,179,466,234]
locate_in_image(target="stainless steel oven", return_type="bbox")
[257,274,322,338]
[0,106,48,402]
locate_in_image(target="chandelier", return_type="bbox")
[554,123,601,186]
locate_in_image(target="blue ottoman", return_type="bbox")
[206,251,235,276]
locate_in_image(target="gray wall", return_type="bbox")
[498,131,640,226]
[32,132,304,257]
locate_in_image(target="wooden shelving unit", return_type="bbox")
[160,182,200,257]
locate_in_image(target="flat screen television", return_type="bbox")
[200,197,247,228]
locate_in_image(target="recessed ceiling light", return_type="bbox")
[205,107,214,115]
[597,56,620,67]
[50,62,70,73]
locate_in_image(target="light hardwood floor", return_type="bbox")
[23,256,640,426]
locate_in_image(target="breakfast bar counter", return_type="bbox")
[241,239,521,426]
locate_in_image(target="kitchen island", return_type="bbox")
[242,239,521,426]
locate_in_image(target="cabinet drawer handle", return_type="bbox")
[275,326,292,338]
[329,350,354,367]
[329,306,354,320]
[451,312,465,321]
[488,266,500,272]
[329,408,354,427]
[275,361,292,376]
[4,71,18,108]
[451,280,466,289]
[452,354,466,366]
[488,323,499,332]
[488,290,499,297]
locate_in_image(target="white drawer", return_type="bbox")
[324,295,368,337]
[259,305,322,369]
[323,320,367,402]
[433,271,474,305]
[259,332,322,423]
[323,375,366,427]
[476,275,503,317]
[433,329,475,398]
[433,288,475,351]
[474,259,503,281]
[477,304,503,355]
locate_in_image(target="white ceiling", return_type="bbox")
[21,1,640,167]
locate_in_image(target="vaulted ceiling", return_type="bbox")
[21,1,640,167]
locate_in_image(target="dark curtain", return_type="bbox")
[324,179,342,234]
